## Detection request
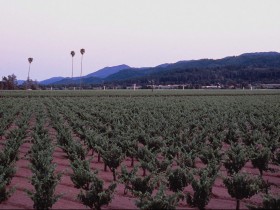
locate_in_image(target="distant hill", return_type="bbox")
[42,52,280,86]
[43,64,131,85]
[17,80,25,85]
[101,51,280,85]
[39,77,65,85]
[85,64,131,78]
[51,77,102,85]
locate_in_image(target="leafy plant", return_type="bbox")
[224,143,248,175]
[186,166,217,210]
[199,146,222,164]
[26,168,62,210]
[78,174,116,210]
[168,168,191,192]
[129,175,155,196]
[0,174,15,203]
[250,144,272,177]
[248,194,280,209]
[100,144,124,181]
[137,146,155,176]
[27,119,62,210]
[136,185,180,210]
[70,158,94,190]
[224,172,262,210]
[118,165,138,195]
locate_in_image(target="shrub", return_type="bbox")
[250,145,272,177]
[70,158,93,190]
[136,185,179,210]
[224,143,248,175]
[26,168,62,210]
[100,144,124,181]
[78,174,116,210]
[186,166,217,210]
[168,168,191,192]
[224,172,262,210]
[130,175,155,196]
[118,165,138,195]
[0,174,15,203]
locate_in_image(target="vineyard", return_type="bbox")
[0,90,280,209]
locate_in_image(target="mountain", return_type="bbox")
[39,77,65,85]
[102,52,280,83]
[42,52,280,86]
[52,76,102,85]
[17,80,25,85]
[85,64,131,78]
[41,65,131,85]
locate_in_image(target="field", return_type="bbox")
[0,89,280,209]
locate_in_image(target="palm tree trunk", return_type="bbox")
[71,57,74,78]
[80,55,83,90]
[28,63,31,80]
[26,63,31,90]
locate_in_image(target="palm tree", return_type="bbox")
[27,57,33,81]
[26,57,33,89]
[71,51,75,78]
[80,49,85,89]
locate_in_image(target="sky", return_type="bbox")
[1,0,280,81]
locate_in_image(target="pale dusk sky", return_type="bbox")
[1,0,280,81]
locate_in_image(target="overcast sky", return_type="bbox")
[1,0,280,81]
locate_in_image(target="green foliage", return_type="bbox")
[186,166,217,210]
[248,195,280,209]
[0,174,15,203]
[260,195,280,209]
[199,146,222,164]
[224,173,262,210]
[137,146,156,176]
[146,137,164,153]
[77,174,116,210]
[26,169,62,210]
[118,165,138,195]
[176,150,196,168]
[65,140,87,161]
[70,158,94,190]
[136,185,179,210]
[0,165,16,186]
[168,168,191,192]
[274,149,280,165]
[224,143,248,175]
[129,175,155,196]
[250,145,272,176]
[27,117,62,210]
[100,144,124,181]
[225,125,240,144]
